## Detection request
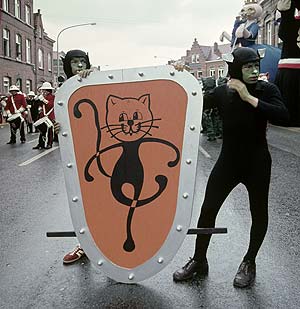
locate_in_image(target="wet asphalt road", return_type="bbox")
[0,123,300,309]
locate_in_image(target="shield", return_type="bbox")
[55,65,203,283]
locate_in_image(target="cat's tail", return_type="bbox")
[74,99,106,181]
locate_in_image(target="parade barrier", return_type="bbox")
[50,65,227,283]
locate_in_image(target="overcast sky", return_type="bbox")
[34,0,244,70]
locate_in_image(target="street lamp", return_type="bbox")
[56,22,96,82]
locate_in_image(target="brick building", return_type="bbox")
[0,0,54,95]
[179,38,231,80]
[179,0,283,81]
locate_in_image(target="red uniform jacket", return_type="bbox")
[5,93,27,116]
[39,93,55,121]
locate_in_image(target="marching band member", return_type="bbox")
[32,82,55,150]
[276,0,300,126]
[5,85,27,144]
[26,91,39,133]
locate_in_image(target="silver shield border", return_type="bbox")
[55,65,203,283]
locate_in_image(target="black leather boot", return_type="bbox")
[233,260,256,288]
[173,258,208,282]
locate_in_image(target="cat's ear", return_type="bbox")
[107,95,121,106]
[138,94,150,107]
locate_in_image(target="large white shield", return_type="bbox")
[55,65,203,283]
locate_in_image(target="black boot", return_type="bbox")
[173,258,208,282]
[233,260,256,288]
[32,145,43,150]
[7,140,16,144]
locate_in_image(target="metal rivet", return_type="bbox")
[176,225,183,232]
[138,72,144,77]
[72,197,78,202]
[77,76,82,82]
[57,101,63,106]
[170,71,175,76]
[183,193,189,199]
[79,228,85,234]
[190,125,196,131]
[97,260,103,266]
[62,132,68,137]
[158,257,164,264]
[128,273,134,280]
[192,91,197,96]
[186,159,192,165]
[108,74,114,79]
[67,163,73,168]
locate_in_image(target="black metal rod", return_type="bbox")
[46,231,76,237]
[187,228,227,234]
[46,228,227,238]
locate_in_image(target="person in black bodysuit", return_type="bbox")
[173,47,289,288]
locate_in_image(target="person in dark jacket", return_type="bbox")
[275,0,300,126]
[173,47,289,288]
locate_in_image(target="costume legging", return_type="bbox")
[193,150,271,262]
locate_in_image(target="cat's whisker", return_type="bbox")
[107,127,124,132]
[101,124,123,130]
[139,118,161,125]
[110,130,123,138]
[139,129,152,136]
[139,125,159,129]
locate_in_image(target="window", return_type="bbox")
[26,39,31,63]
[197,71,202,79]
[25,5,31,24]
[218,67,224,78]
[196,54,200,63]
[266,20,272,45]
[3,29,10,57]
[210,68,215,77]
[3,0,9,12]
[15,0,21,19]
[3,77,11,94]
[191,54,196,63]
[26,80,32,93]
[38,49,44,69]
[47,53,52,72]
[38,26,43,39]
[16,34,22,61]
[16,78,22,91]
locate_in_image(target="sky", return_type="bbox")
[33,0,244,70]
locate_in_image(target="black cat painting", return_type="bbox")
[73,94,180,252]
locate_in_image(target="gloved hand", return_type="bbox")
[7,111,12,118]
[27,105,31,109]
[38,95,48,104]
[277,0,291,11]
[18,107,25,113]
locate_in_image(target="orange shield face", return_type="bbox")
[55,66,203,283]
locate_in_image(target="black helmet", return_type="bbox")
[228,47,260,80]
[62,49,91,79]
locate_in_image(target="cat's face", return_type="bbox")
[105,94,153,142]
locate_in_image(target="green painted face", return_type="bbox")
[70,57,88,75]
[241,61,259,84]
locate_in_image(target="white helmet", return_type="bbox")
[9,85,20,92]
[27,91,36,96]
[40,82,54,90]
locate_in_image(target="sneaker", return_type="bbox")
[233,260,256,288]
[173,258,208,282]
[63,245,86,264]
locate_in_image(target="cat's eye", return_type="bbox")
[133,112,142,120]
[119,113,127,122]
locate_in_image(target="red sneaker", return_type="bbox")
[63,245,85,264]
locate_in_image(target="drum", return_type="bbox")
[33,116,53,133]
[7,113,23,129]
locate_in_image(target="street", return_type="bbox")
[0,123,300,309]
